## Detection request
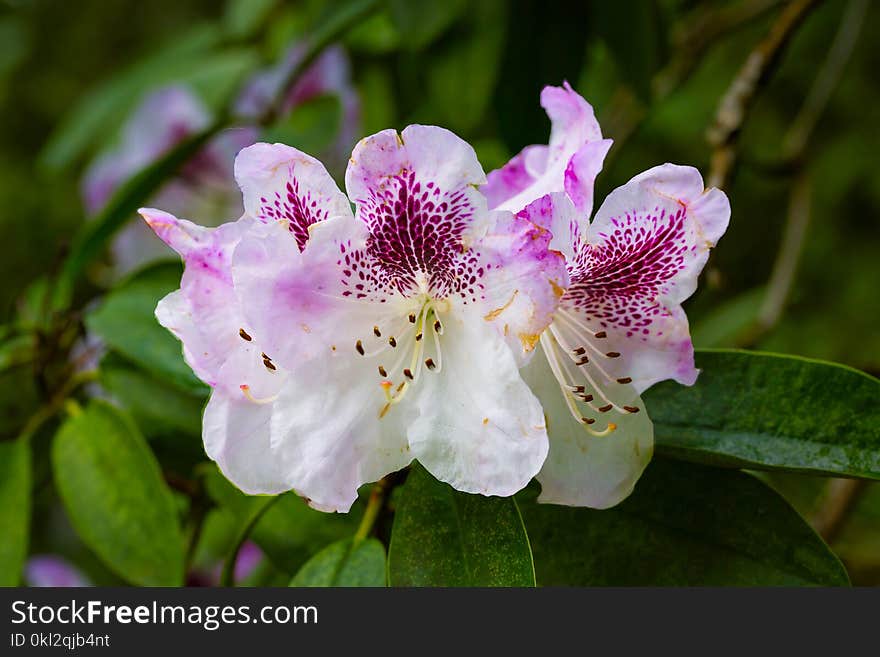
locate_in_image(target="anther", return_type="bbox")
[594,331,607,339]
[581,417,596,425]
[415,333,423,342]
[261,352,269,360]
[598,404,613,413]
[388,336,397,348]
[403,368,414,380]
[408,313,417,323]
[373,326,382,337]
[617,377,633,384]
[606,351,621,358]
[433,320,443,334]
[575,357,589,366]
[623,406,640,414]
[425,358,436,370]
[580,394,594,402]
[569,385,585,393]
[239,328,252,341]
[378,365,388,377]
[356,340,365,355]
[573,347,586,355]
[263,359,276,371]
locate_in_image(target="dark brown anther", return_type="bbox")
[403,368,414,380]
[425,358,436,370]
[373,326,382,337]
[572,385,585,393]
[415,332,423,342]
[388,336,397,348]
[573,347,586,355]
[261,352,269,360]
[378,365,388,377]
[623,406,640,414]
[581,417,596,425]
[408,313,417,323]
[575,357,589,366]
[594,331,607,339]
[581,394,594,403]
[263,359,276,372]
[598,404,613,413]
[239,328,252,341]
[434,320,442,333]
[356,340,365,355]
[617,377,633,384]
[606,351,621,358]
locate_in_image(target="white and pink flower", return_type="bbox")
[486,83,730,508]
[143,125,567,512]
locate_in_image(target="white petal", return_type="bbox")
[407,309,549,497]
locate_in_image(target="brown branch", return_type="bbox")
[812,478,868,544]
[706,0,823,190]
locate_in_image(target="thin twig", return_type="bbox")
[706,0,822,190]
[812,478,868,544]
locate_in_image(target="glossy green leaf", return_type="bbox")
[387,0,466,50]
[290,538,386,587]
[86,262,206,395]
[520,459,849,586]
[204,466,361,574]
[0,437,31,586]
[52,401,184,586]
[388,463,535,586]
[99,353,205,438]
[645,350,880,479]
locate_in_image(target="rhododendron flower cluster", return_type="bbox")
[144,83,728,512]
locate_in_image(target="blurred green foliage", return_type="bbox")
[1,0,877,586]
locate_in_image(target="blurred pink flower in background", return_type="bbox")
[82,44,359,275]
[25,555,92,587]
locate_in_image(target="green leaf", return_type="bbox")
[56,124,223,304]
[223,0,279,39]
[0,438,31,586]
[86,262,206,395]
[387,0,466,50]
[261,95,342,156]
[52,401,185,586]
[519,459,849,586]
[204,466,361,574]
[99,353,205,438]
[290,538,386,587]
[645,349,880,479]
[388,463,535,586]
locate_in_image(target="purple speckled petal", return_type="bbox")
[484,83,610,217]
[234,142,354,251]
[555,164,730,394]
[142,208,286,400]
[25,556,91,587]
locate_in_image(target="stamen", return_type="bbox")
[425,358,436,370]
[403,368,414,380]
[388,336,397,348]
[408,313,417,323]
[573,347,586,355]
[433,319,443,334]
[575,357,589,366]
[239,328,252,341]
[373,326,382,337]
[356,340,365,355]
[415,332,423,341]
[606,352,621,358]
[594,331,607,339]
[623,406,640,414]
[263,359,276,372]
[240,384,279,405]
[617,377,633,384]
[581,417,595,425]
[378,365,388,377]
[597,404,613,413]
